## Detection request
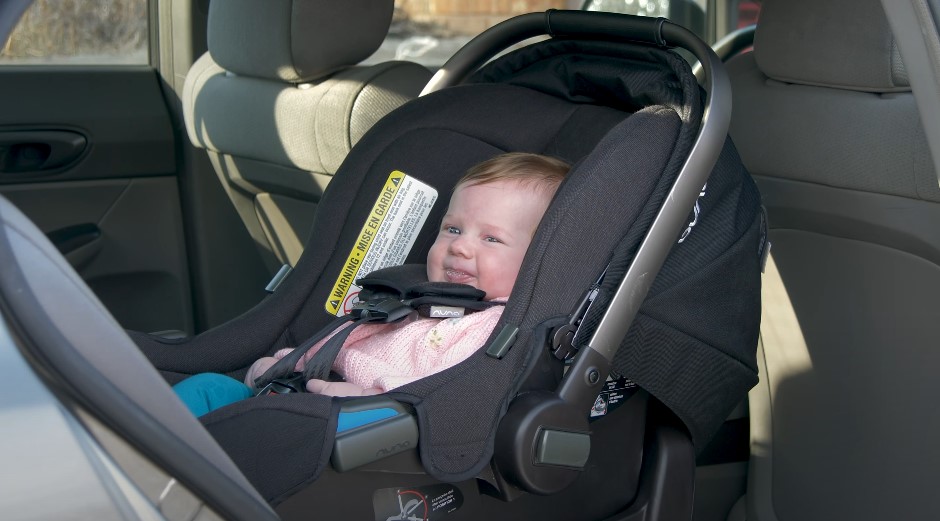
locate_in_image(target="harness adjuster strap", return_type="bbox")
[302,321,363,382]
[253,314,354,391]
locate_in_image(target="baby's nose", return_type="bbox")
[448,236,472,257]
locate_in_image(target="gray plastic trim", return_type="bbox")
[536,429,591,468]
[331,397,419,473]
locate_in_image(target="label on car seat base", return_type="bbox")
[326,171,438,316]
[589,373,639,420]
[373,484,464,520]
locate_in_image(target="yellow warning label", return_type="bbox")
[325,171,406,315]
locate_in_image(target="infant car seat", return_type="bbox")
[0,10,764,521]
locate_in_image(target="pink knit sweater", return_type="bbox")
[246,303,505,393]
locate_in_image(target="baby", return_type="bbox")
[173,152,569,415]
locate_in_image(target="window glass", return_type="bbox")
[584,0,706,41]
[365,0,579,68]
[583,0,761,43]
[583,0,672,17]
[732,0,761,29]
[0,0,148,65]
[366,0,762,68]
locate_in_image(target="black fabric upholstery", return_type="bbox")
[200,394,339,504]
[131,38,761,499]
[601,137,763,447]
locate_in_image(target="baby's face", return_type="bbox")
[427,179,552,299]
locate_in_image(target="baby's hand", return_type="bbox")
[305,379,382,397]
[244,347,299,386]
[244,356,278,387]
[272,348,294,360]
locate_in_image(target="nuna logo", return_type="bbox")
[678,183,707,244]
[376,440,412,457]
[429,306,465,318]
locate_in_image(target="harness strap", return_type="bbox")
[301,321,362,382]
[253,314,354,390]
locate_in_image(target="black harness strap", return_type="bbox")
[254,314,353,391]
[301,321,364,382]
[253,264,504,395]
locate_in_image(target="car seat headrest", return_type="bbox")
[207,0,394,83]
[754,0,910,92]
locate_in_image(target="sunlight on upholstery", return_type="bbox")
[746,252,811,521]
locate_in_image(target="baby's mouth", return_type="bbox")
[444,268,474,284]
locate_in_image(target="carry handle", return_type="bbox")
[558,20,731,406]
[422,10,718,97]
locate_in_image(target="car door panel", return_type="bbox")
[0,67,193,334]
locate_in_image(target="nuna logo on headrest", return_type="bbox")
[678,183,707,244]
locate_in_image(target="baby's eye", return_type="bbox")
[484,236,502,243]
[445,226,461,235]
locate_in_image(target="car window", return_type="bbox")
[584,0,762,44]
[0,0,148,65]
[366,0,762,69]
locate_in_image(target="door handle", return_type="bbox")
[0,130,87,173]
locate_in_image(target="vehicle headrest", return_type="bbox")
[754,0,910,92]
[207,0,394,83]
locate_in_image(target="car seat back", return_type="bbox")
[727,0,940,519]
[182,0,432,272]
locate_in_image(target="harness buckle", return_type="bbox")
[350,297,414,323]
[255,372,307,396]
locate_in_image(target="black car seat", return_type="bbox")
[141,10,764,518]
[725,0,940,519]
[0,11,764,521]
[182,0,432,272]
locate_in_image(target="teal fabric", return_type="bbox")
[337,408,398,432]
[173,373,253,417]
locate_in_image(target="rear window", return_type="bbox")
[366,0,762,68]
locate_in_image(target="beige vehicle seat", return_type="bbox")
[183,0,431,273]
[727,0,940,519]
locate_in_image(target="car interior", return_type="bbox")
[1,0,939,520]
[0,5,764,520]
